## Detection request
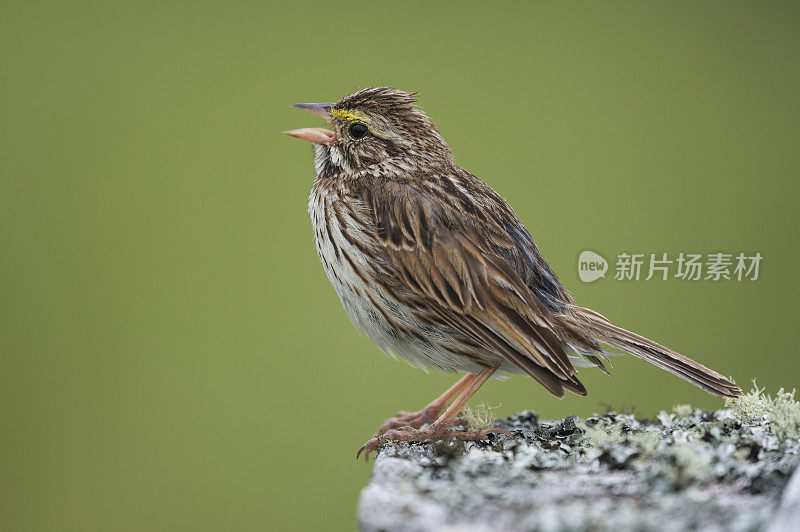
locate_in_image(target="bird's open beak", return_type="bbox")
[283,102,338,144]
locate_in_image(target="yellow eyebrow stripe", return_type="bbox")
[330,109,366,121]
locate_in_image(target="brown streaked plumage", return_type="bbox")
[285,87,742,458]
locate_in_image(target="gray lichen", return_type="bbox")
[358,389,800,531]
[726,382,800,442]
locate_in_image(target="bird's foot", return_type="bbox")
[356,422,510,461]
[354,404,446,462]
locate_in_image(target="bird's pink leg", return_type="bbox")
[358,367,509,460]
[435,367,497,426]
[372,373,478,437]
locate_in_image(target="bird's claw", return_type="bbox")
[356,437,381,461]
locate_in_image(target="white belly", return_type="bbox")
[308,187,495,374]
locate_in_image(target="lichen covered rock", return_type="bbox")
[358,405,800,531]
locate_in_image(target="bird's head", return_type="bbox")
[284,87,452,178]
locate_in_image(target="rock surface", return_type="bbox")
[358,408,800,532]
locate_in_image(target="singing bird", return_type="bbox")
[284,87,741,458]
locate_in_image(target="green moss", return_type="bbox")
[725,381,800,441]
[459,403,501,431]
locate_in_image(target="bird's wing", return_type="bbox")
[361,178,586,397]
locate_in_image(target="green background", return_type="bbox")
[3,1,799,530]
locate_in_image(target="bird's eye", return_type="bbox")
[349,122,368,139]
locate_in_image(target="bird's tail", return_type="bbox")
[561,306,742,398]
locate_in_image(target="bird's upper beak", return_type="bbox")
[283,102,338,144]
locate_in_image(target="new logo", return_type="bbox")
[578,250,608,283]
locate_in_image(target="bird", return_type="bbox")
[284,87,742,458]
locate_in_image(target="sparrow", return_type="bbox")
[284,87,742,458]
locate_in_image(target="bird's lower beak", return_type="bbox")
[283,127,338,144]
[284,102,338,144]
